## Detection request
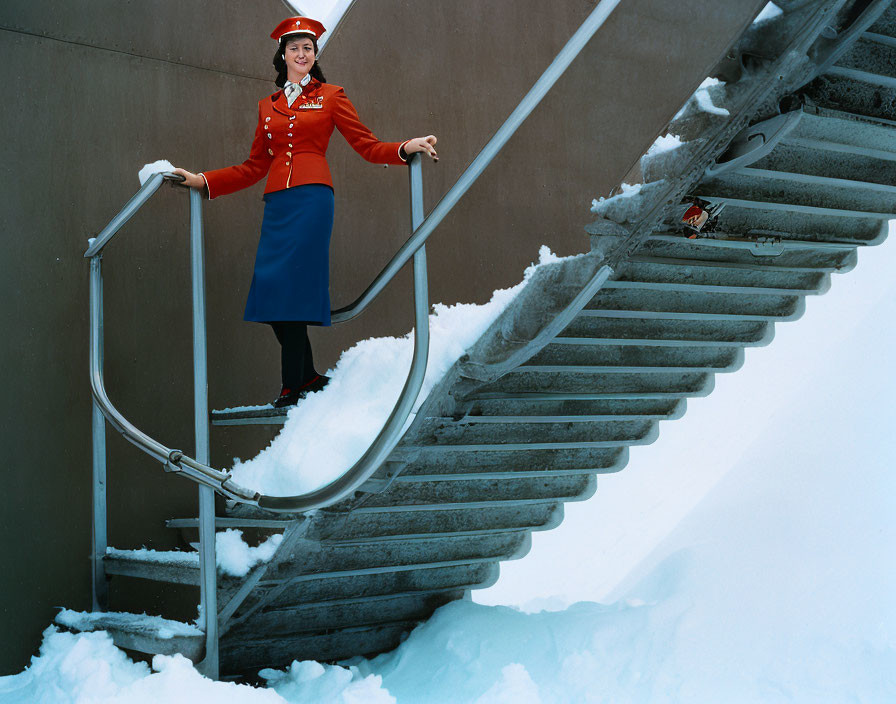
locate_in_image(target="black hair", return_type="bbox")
[273,32,326,88]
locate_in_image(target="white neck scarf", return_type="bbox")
[283,73,312,107]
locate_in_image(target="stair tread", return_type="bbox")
[105,546,199,567]
[211,405,288,426]
[55,610,204,660]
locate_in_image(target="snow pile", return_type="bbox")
[106,547,198,566]
[0,629,285,703]
[358,391,896,702]
[55,610,202,640]
[590,181,643,211]
[260,661,394,704]
[645,133,683,157]
[692,76,728,116]
[671,76,728,121]
[0,629,392,704]
[138,159,175,186]
[754,2,783,23]
[105,532,284,578]
[229,246,568,497]
[216,530,283,578]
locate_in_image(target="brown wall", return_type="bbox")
[0,0,765,673]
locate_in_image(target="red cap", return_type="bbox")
[271,16,326,43]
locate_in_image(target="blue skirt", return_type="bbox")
[244,184,335,325]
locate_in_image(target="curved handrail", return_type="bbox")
[84,173,169,258]
[330,0,622,324]
[86,161,429,513]
[86,173,259,503]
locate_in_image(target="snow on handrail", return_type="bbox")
[85,173,259,503]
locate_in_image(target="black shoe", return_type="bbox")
[272,386,304,408]
[271,375,331,408]
[302,374,330,394]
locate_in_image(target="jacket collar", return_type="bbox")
[271,77,321,116]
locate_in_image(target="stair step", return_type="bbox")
[250,502,564,542]
[637,235,858,269]
[401,445,627,475]
[835,33,896,81]
[750,141,896,190]
[253,561,500,608]
[322,525,533,543]
[603,279,825,296]
[417,416,655,446]
[220,619,417,674]
[787,106,896,156]
[356,474,595,508]
[106,532,534,587]
[803,71,896,125]
[211,405,287,426]
[220,559,502,620]
[479,369,715,395]
[173,502,564,540]
[104,548,200,585]
[623,252,835,277]
[526,342,742,370]
[261,532,532,581]
[695,192,893,220]
[579,307,801,322]
[442,409,681,422]
[558,315,772,346]
[826,65,896,92]
[696,167,896,218]
[552,335,763,348]
[463,395,684,419]
[868,5,896,38]
[662,202,889,245]
[225,589,462,641]
[55,609,204,661]
[586,288,804,319]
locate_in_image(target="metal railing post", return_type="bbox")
[89,256,108,612]
[189,188,219,678]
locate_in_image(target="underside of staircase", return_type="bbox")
[60,0,896,677]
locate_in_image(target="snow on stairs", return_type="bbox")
[65,1,896,676]
[54,609,204,661]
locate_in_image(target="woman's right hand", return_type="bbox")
[171,168,206,189]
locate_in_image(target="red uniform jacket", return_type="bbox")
[202,79,408,199]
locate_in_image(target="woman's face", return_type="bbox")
[284,36,315,82]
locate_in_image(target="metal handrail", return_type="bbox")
[86,173,259,504]
[85,161,429,514]
[331,0,622,323]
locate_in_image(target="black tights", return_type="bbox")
[269,321,317,389]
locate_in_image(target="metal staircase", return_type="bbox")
[61,0,896,679]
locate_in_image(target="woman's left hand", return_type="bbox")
[404,135,438,162]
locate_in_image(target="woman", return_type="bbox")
[174,16,438,408]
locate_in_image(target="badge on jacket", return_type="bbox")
[299,96,324,110]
